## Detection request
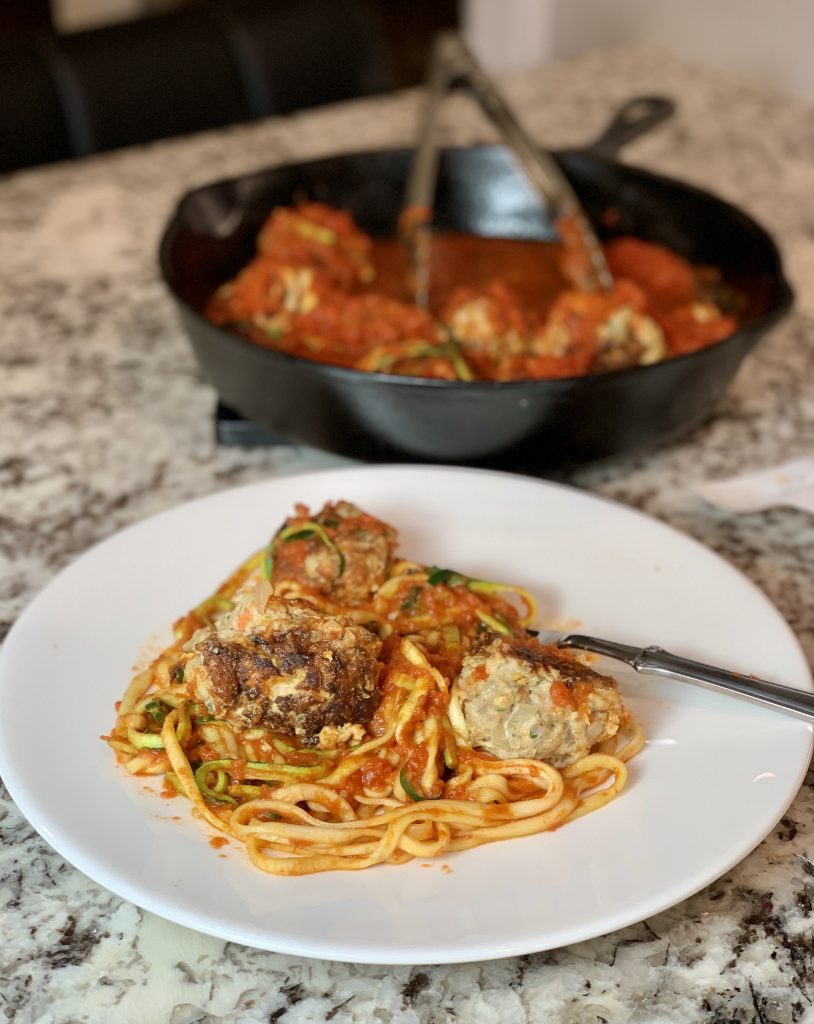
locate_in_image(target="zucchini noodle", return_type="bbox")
[106,504,642,875]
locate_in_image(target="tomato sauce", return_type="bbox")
[206,202,739,383]
[365,234,569,316]
[550,680,575,710]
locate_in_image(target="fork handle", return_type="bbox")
[560,634,814,723]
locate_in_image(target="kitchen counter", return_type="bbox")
[2,44,814,1024]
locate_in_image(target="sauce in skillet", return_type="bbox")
[205,202,739,381]
[363,235,570,316]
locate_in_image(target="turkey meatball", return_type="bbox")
[453,633,622,767]
[441,281,532,378]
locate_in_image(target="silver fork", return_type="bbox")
[535,631,814,723]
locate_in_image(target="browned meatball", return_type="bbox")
[453,633,622,767]
[270,500,397,606]
[185,583,382,747]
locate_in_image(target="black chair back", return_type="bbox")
[0,0,394,173]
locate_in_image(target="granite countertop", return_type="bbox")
[2,44,814,1024]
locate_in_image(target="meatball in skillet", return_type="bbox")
[185,583,382,748]
[453,632,622,767]
[256,201,375,293]
[269,500,397,606]
[440,281,531,378]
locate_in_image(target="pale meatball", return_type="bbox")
[441,282,532,373]
[532,281,666,374]
[590,305,666,371]
[453,633,622,767]
[185,583,382,747]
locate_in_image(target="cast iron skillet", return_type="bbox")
[159,98,793,467]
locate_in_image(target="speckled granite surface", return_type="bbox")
[2,45,814,1024]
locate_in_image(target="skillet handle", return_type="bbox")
[583,96,675,159]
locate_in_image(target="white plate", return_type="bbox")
[1,465,811,964]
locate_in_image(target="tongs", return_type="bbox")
[402,31,613,308]
[536,631,814,724]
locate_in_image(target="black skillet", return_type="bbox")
[159,97,793,468]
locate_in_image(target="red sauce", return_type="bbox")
[206,202,739,382]
[550,680,575,710]
[284,751,322,768]
[365,234,569,314]
[209,836,229,850]
[343,756,396,798]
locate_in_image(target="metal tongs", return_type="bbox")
[536,631,814,723]
[402,32,613,309]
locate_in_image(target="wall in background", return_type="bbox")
[463,0,814,102]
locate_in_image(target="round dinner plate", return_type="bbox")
[1,465,811,964]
